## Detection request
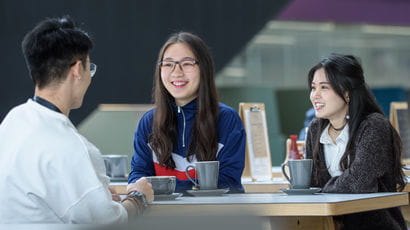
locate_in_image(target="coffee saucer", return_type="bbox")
[186,188,230,197]
[280,187,321,195]
[154,193,183,201]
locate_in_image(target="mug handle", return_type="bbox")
[185,165,199,188]
[281,162,292,184]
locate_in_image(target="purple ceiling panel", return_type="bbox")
[277,0,410,26]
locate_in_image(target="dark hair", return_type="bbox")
[308,53,405,191]
[22,15,93,89]
[149,32,219,169]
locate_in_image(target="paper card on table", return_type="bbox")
[239,103,272,181]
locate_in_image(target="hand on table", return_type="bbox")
[127,177,154,203]
[108,187,121,202]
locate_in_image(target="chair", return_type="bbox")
[389,102,410,166]
[284,138,306,163]
[280,139,306,180]
[78,104,154,170]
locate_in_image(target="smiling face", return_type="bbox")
[160,43,200,106]
[310,68,349,126]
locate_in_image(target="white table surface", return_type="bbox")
[152,192,406,205]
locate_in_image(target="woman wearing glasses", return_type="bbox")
[128,32,245,193]
[306,54,406,229]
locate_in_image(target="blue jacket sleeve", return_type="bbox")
[216,107,246,193]
[128,111,155,184]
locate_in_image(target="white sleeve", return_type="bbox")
[44,131,128,224]
[61,185,128,224]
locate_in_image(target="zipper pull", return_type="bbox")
[178,106,181,113]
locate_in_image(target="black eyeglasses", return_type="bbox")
[158,59,199,73]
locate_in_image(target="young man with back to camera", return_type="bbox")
[0,16,153,224]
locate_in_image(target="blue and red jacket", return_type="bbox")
[128,99,245,193]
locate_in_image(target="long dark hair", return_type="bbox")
[149,32,219,169]
[308,54,405,191]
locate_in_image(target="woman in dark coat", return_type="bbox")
[306,54,406,230]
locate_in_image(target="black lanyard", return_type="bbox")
[33,96,62,113]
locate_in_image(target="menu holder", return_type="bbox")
[389,102,410,165]
[239,103,272,181]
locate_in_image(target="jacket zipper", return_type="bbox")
[177,106,186,148]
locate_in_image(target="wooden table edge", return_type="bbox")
[144,193,409,217]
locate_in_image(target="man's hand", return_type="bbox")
[109,187,121,202]
[127,177,154,203]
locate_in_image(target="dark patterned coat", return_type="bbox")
[306,113,406,230]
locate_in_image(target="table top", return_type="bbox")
[145,192,408,217]
[110,177,410,193]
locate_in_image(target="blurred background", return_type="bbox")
[2,0,410,166]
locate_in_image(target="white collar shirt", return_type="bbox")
[320,124,349,177]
